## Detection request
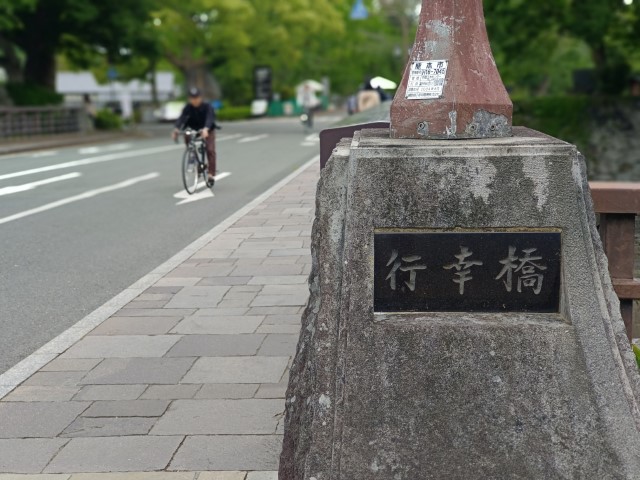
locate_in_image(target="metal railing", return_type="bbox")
[0,106,85,139]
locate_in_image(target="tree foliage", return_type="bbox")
[1,0,638,104]
[0,0,35,31]
[485,0,640,95]
[0,0,157,89]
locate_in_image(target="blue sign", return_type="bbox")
[350,0,368,20]
[107,67,119,81]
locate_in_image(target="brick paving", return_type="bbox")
[0,165,318,478]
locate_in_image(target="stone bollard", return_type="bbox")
[280,1,640,478]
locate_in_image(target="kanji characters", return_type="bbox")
[496,246,547,295]
[386,250,427,292]
[443,246,483,295]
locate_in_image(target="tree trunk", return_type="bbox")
[23,48,56,89]
[150,63,159,106]
[591,44,607,72]
[14,2,60,90]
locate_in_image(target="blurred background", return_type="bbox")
[0,0,639,178]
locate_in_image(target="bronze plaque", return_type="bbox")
[374,231,561,313]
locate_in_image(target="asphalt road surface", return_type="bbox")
[0,115,339,374]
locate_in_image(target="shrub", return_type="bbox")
[216,106,252,122]
[6,82,63,106]
[94,109,123,130]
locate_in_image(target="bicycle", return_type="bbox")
[178,128,214,194]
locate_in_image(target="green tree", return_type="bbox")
[0,0,35,30]
[484,0,570,95]
[484,0,640,95]
[566,0,640,93]
[244,0,345,99]
[0,0,156,89]
[153,0,255,101]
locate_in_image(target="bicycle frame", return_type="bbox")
[180,128,213,193]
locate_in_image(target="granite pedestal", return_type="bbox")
[280,128,640,479]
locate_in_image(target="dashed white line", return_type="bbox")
[0,172,160,226]
[31,151,59,158]
[217,134,243,142]
[0,172,82,197]
[0,145,181,182]
[78,143,131,155]
[238,134,269,143]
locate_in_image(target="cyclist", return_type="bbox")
[172,87,217,183]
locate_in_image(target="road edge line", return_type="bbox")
[0,155,319,398]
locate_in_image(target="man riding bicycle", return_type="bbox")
[172,87,217,184]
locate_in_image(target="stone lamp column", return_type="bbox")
[390,0,513,139]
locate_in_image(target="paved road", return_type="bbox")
[0,115,338,374]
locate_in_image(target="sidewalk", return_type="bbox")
[0,160,318,479]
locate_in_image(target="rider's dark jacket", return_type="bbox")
[175,102,216,131]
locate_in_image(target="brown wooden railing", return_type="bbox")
[591,182,640,341]
[0,106,85,139]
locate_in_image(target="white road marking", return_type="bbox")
[31,151,59,158]
[0,145,180,182]
[238,134,269,143]
[78,143,132,155]
[0,172,82,197]
[173,172,232,205]
[301,133,319,147]
[0,172,160,226]
[217,134,243,142]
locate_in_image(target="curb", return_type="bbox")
[0,155,319,399]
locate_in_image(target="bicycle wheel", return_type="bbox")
[182,149,199,194]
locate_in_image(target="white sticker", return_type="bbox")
[406,60,449,100]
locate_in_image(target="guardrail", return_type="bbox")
[320,113,640,341]
[0,106,85,139]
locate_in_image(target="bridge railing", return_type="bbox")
[0,106,86,139]
[591,183,640,340]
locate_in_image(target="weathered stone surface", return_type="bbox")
[280,130,640,479]
[0,439,68,474]
[45,436,183,473]
[0,402,89,438]
[150,399,283,435]
[169,435,282,471]
[60,416,156,437]
[80,358,195,385]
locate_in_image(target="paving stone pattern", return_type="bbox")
[0,166,317,477]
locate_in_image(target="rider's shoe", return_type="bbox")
[207,175,216,188]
